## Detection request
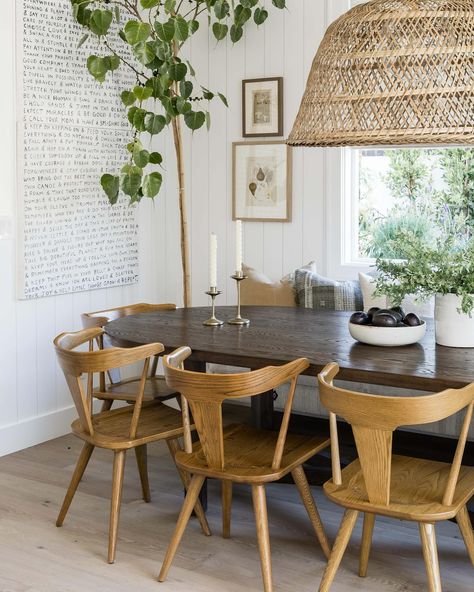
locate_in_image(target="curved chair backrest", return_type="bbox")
[54,328,164,440]
[318,362,474,507]
[81,302,177,329]
[163,346,309,471]
[81,302,176,384]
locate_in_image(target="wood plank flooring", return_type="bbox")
[0,434,472,592]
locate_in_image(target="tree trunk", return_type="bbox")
[171,113,191,308]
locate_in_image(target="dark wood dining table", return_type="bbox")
[104,305,474,428]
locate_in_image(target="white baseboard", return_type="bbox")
[0,405,78,457]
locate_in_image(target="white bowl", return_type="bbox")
[348,320,426,347]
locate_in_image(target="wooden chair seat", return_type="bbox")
[176,423,330,484]
[71,401,185,450]
[94,375,177,403]
[324,454,474,522]
[54,329,210,564]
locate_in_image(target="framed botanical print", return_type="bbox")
[233,141,292,222]
[242,77,283,137]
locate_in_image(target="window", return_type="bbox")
[346,147,474,263]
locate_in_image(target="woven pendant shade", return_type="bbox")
[288,0,474,147]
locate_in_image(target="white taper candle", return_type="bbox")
[235,219,243,274]
[209,233,217,288]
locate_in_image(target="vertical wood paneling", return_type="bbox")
[2,0,333,450]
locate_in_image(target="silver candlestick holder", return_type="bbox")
[203,287,224,326]
[228,272,250,325]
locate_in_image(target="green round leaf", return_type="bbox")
[164,0,176,14]
[121,90,136,107]
[234,5,251,27]
[142,172,163,198]
[124,20,151,44]
[121,166,143,197]
[127,106,138,125]
[214,0,230,19]
[212,22,228,41]
[101,174,120,204]
[154,19,175,42]
[146,76,163,99]
[144,113,166,135]
[168,62,187,81]
[272,0,286,8]
[230,24,243,43]
[149,152,163,165]
[133,149,150,168]
[103,55,120,72]
[87,55,107,82]
[174,16,189,42]
[179,80,193,99]
[184,110,206,131]
[176,97,192,114]
[89,9,113,36]
[133,41,156,66]
[133,108,147,131]
[188,20,199,35]
[140,0,160,8]
[254,7,269,25]
[133,85,153,101]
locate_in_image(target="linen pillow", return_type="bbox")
[240,261,318,307]
[358,272,434,318]
[240,264,296,307]
[295,269,363,311]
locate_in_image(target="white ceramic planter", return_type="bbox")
[435,293,474,347]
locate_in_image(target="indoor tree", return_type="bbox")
[71,0,286,306]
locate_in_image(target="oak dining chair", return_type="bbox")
[158,346,331,592]
[317,362,474,592]
[81,303,178,411]
[53,328,210,564]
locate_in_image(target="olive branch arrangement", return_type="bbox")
[71,0,286,306]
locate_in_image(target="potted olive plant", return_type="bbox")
[374,230,474,347]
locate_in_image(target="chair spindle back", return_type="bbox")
[163,347,309,470]
[318,362,474,507]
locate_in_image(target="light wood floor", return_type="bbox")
[0,434,472,592]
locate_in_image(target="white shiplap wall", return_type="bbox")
[0,0,342,455]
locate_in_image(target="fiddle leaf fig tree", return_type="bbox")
[70,0,286,306]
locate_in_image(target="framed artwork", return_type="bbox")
[242,77,283,137]
[233,141,292,222]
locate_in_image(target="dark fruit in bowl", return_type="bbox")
[350,311,371,325]
[375,308,403,323]
[372,313,398,327]
[404,312,422,326]
[367,306,381,317]
[390,306,406,320]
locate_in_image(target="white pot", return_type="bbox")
[434,293,474,348]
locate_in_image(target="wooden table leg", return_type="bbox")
[251,390,275,430]
[183,357,208,511]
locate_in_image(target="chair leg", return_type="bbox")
[222,480,233,539]
[108,450,126,564]
[359,513,376,577]
[56,442,94,527]
[134,444,151,503]
[158,474,207,582]
[101,399,113,412]
[456,506,474,566]
[251,484,273,592]
[318,509,359,592]
[419,522,442,592]
[291,465,330,559]
[166,438,211,536]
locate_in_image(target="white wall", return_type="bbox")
[0,0,175,455]
[0,0,341,455]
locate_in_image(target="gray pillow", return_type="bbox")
[294,269,363,312]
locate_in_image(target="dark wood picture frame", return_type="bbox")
[242,77,283,138]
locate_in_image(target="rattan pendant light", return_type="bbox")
[288,0,474,147]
